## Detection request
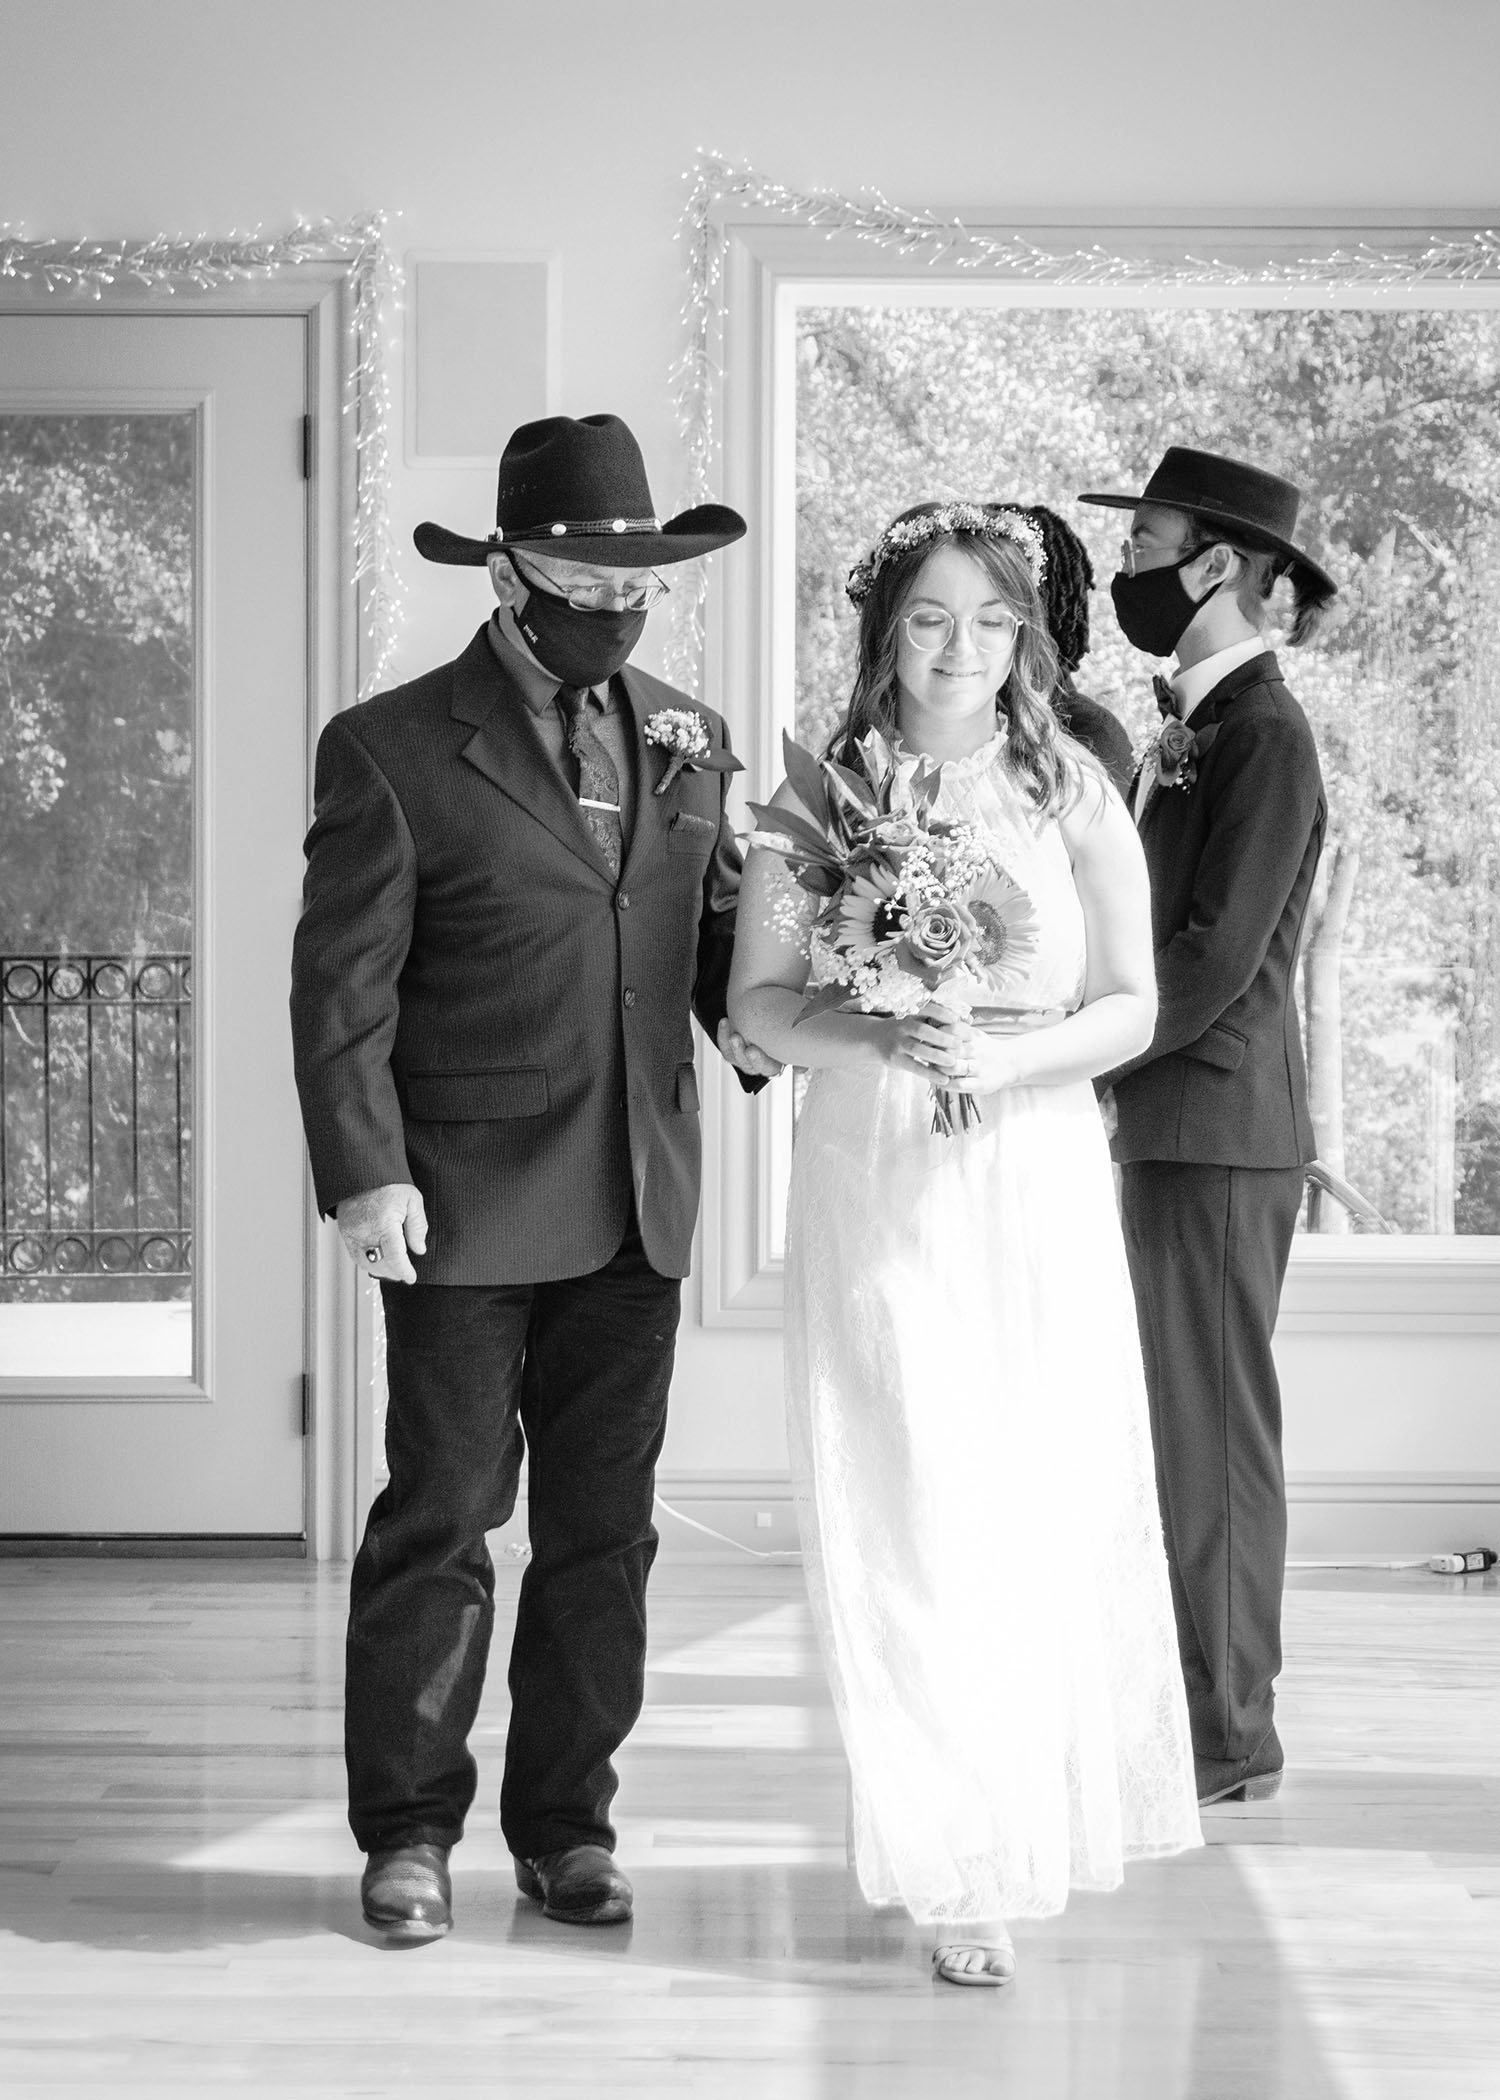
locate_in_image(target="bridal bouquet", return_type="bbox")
[747,730,1043,1135]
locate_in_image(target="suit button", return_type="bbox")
[618,892,631,909]
[623,988,637,1008]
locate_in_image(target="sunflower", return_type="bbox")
[832,868,910,959]
[965,867,1044,995]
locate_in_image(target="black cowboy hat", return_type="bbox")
[1078,446,1337,597]
[414,413,746,568]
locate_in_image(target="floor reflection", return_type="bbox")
[0,1559,1494,2096]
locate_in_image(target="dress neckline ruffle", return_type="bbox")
[893,726,1008,783]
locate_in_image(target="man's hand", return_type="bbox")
[336,1184,428,1284]
[716,1016,784,1080]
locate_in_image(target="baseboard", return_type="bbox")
[0,1534,308,1559]
[1285,1473,1500,1559]
[636,1473,1500,1565]
[478,1468,1500,1568]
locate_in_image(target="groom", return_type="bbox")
[291,414,775,1940]
[1080,448,1335,1808]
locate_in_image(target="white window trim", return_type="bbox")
[695,209,1500,1334]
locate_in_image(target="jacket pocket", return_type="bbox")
[675,1061,700,1113]
[1180,1022,1247,1074]
[667,809,716,853]
[404,1067,548,1120]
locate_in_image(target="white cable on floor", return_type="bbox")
[653,1493,802,1562]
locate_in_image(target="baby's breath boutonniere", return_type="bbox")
[644,708,744,795]
[1147,715,1220,792]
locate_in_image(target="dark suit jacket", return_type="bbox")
[1102,652,1326,1168]
[1053,678,1135,800]
[290,625,750,1283]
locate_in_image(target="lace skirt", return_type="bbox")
[785,1064,1202,1923]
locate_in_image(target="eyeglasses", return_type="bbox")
[900,607,1020,653]
[514,551,670,612]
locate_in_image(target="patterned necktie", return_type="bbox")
[557,683,623,877]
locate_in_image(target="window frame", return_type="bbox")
[692,205,1500,1333]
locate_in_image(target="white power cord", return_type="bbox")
[653,1493,802,1562]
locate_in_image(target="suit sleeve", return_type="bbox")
[1060,692,1136,801]
[690,714,769,1096]
[1104,709,1323,1084]
[289,714,419,1214]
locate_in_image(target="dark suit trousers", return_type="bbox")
[344,1215,680,1858]
[1120,1161,1304,1767]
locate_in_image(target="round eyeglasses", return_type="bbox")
[514,551,671,612]
[900,607,1020,653]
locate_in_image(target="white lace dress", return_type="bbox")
[783,735,1202,1924]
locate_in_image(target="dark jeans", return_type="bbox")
[1120,1160,1304,1767]
[345,1215,681,1859]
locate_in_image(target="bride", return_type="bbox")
[728,501,1201,1986]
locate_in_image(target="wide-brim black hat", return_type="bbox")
[1079,445,1336,596]
[414,412,746,568]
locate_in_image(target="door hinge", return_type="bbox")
[300,1373,311,1437]
[301,414,313,480]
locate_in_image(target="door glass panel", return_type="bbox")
[0,414,195,1376]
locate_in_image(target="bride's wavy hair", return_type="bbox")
[826,505,1083,817]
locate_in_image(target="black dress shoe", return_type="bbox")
[515,1844,633,1924]
[361,1842,453,1940]
[1196,1731,1284,1807]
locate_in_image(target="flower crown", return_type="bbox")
[845,503,1047,608]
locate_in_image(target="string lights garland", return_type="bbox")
[665,151,1500,693]
[0,216,401,695]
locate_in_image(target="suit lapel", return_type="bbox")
[616,666,678,884]
[451,626,617,880]
[1135,651,1279,839]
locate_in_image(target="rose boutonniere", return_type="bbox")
[1147,716,1220,792]
[644,708,744,796]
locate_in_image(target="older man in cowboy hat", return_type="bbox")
[1079,447,1336,1811]
[291,414,777,1941]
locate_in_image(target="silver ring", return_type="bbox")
[363,1247,380,1263]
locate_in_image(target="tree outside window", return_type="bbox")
[794,303,1500,1235]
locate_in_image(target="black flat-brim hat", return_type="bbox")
[1079,445,1336,597]
[414,412,746,568]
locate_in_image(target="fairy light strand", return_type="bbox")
[665,151,1500,695]
[0,216,402,697]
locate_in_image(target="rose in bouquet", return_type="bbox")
[747,729,1043,1135]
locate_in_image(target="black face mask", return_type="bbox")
[1110,549,1222,658]
[513,580,647,687]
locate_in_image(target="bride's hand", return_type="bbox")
[882,1004,1021,1095]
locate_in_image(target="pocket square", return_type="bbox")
[669,810,715,837]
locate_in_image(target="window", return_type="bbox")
[794,300,1500,1239]
[691,209,1500,1327]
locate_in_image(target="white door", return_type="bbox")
[0,314,308,1536]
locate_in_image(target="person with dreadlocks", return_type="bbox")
[1013,504,1135,798]
[1079,447,1336,1816]
[729,501,1200,1988]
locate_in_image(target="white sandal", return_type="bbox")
[932,1933,1017,1988]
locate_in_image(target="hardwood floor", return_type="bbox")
[0,1556,1496,2098]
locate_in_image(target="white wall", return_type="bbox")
[4,0,1497,1550]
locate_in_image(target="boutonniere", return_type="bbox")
[1144,716,1221,792]
[644,708,744,796]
